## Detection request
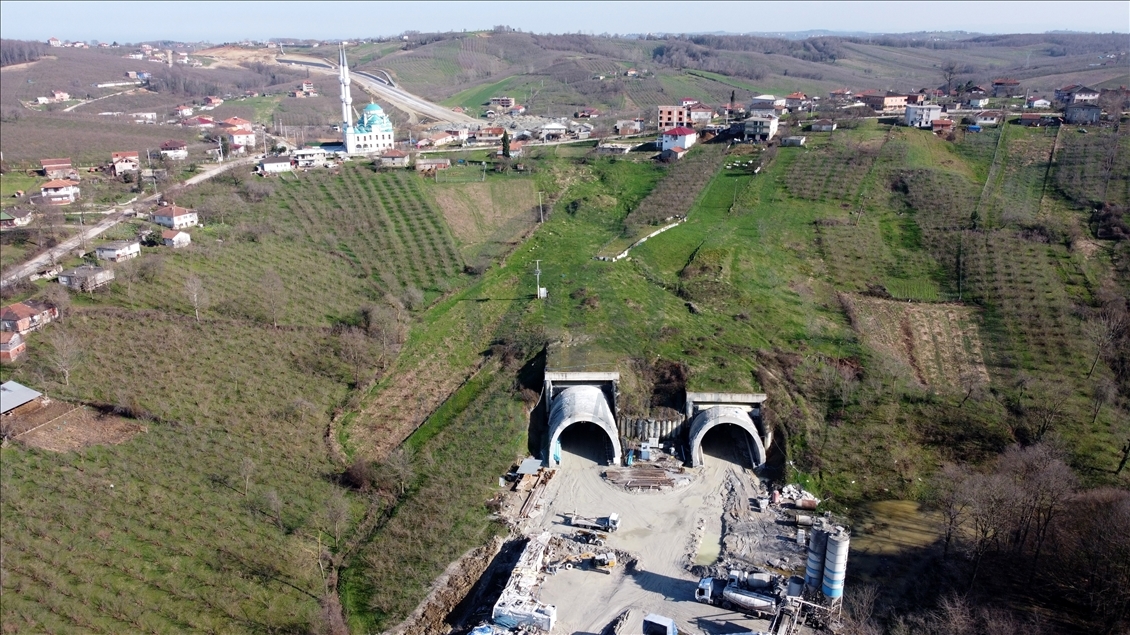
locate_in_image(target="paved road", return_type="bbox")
[278,54,477,126]
[0,156,258,288]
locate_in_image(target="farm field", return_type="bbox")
[429,176,541,267]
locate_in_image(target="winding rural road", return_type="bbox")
[0,156,258,288]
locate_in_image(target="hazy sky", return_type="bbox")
[1,1,1127,42]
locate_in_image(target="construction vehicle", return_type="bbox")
[566,511,620,532]
[573,529,608,546]
[695,569,778,617]
[546,551,617,575]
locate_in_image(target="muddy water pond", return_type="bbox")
[849,500,943,585]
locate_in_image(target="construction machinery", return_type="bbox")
[695,569,779,617]
[546,551,617,575]
[566,511,620,532]
[573,529,608,546]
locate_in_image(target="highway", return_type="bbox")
[278,55,477,127]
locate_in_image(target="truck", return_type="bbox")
[566,511,620,533]
[695,570,778,617]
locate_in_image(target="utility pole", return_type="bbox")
[538,191,544,222]
[534,259,543,299]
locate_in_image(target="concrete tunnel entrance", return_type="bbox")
[543,373,621,467]
[685,392,768,469]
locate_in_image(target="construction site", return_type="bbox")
[429,371,853,635]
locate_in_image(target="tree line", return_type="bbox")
[0,38,46,67]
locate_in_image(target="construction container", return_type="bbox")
[821,528,850,599]
[796,498,818,511]
[804,525,829,590]
[795,514,814,527]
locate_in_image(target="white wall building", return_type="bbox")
[339,45,395,155]
[152,205,198,229]
[95,240,141,262]
[905,104,944,128]
[659,126,697,151]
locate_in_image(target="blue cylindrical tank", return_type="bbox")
[821,529,850,599]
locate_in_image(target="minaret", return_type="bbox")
[339,44,353,133]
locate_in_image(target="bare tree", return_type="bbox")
[1090,379,1116,425]
[45,328,82,387]
[940,60,962,95]
[184,274,207,323]
[42,283,71,320]
[338,327,372,386]
[1028,380,1071,441]
[240,456,255,497]
[930,463,971,561]
[1084,312,1125,377]
[261,269,287,328]
[1117,438,1130,475]
[962,472,1016,586]
[384,447,415,497]
[321,491,349,548]
[265,489,283,529]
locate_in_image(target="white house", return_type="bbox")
[615,119,643,135]
[742,115,779,141]
[659,126,697,152]
[749,94,785,109]
[1026,97,1051,109]
[688,104,714,125]
[967,97,989,109]
[111,151,140,176]
[40,180,80,205]
[810,119,837,132]
[162,230,191,248]
[293,147,327,168]
[228,128,256,148]
[782,136,807,147]
[973,111,1004,127]
[905,104,944,128]
[379,149,410,168]
[152,204,198,229]
[539,122,568,140]
[95,240,141,262]
[159,139,188,160]
[259,156,293,174]
[174,104,194,117]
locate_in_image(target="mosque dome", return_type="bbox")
[356,101,393,134]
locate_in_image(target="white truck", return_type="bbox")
[566,511,620,533]
[695,570,778,616]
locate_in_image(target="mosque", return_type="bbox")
[338,45,395,155]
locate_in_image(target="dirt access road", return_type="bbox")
[526,431,795,634]
[0,156,258,288]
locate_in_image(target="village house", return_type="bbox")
[0,332,26,363]
[660,146,688,162]
[95,240,141,262]
[183,115,215,128]
[40,158,76,180]
[615,119,644,135]
[508,104,526,116]
[748,103,787,119]
[538,122,568,141]
[782,136,807,147]
[657,105,691,130]
[864,92,908,112]
[379,149,410,168]
[1064,103,1102,125]
[497,141,524,158]
[688,103,714,125]
[258,156,293,174]
[575,108,600,118]
[445,128,470,142]
[159,140,188,160]
[991,78,1021,97]
[293,147,327,168]
[972,111,1004,127]
[58,265,115,292]
[810,119,837,132]
[0,209,34,228]
[967,96,990,109]
[111,151,140,176]
[1026,97,1051,109]
[130,112,157,123]
[162,230,191,248]
[52,90,70,102]
[474,127,505,144]
[749,94,786,109]
[1,301,58,334]
[174,104,194,117]
[625,68,639,77]
[228,128,256,149]
[1019,113,1054,127]
[415,158,451,172]
[905,93,927,105]
[932,119,955,134]
[740,114,779,141]
[1055,85,1100,104]
[659,126,697,152]
[905,104,944,128]
[152,204,198,229]
[595,143,636,156]
[48,37,61,47]
[40,180,80,205]
[784,92,810,110]
[489,96,517,109]
[828,88,853,101]
[203,96,224,107]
